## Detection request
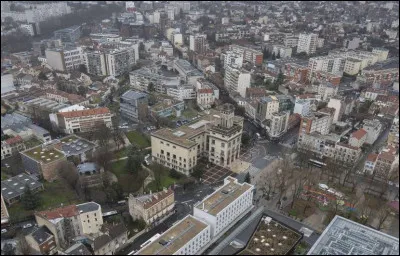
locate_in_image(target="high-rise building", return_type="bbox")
[45,47,84,72]
[229,45,263,66]
[269,111,290,138]
[224,50,243,69]
[224,65,251,97]
[85,51,107,76]
[294,99,311,117]
[299,111,332,135]
[255,96,280,122]
[327,98,345,124]
[189,34,208,54]
[297,33,318,55]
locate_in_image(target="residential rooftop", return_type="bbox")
[195,176,253,216]
[76,202,100,214]
[1,173,43,201]
[59,135,96,156]
[21,144,65,163]
[136,215,209,255]
[308,215,399,255]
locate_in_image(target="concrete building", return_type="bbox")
[268,111,290,138]
[284,36,299,48]
[196,78,219,109]
[344,58,362,75]
[189,34,208,54]
[224,50,243,69]
[129,67,180,93]
[334,143,362,165]
[299,111,332,136]
[318,82,339,101]
[151,104,243,174]
[129,188,175,225]
[349,128,367,148]
[215,26,251,42]
[21,23,35,36]
[193,176,253,237]
[105,48,133,77]
[119,90,148,122]
[136,215,211,255]
[297,33,318,55]
[20,144,67,181]
[166,85,197,101]
[45,47,84,72]
[54,26,81,43]
[373,146,399,178]
[91,223,128,255]
[271,45,292,58]
[294,99,311,117]
[1,135,26,160]
[387,115,399,148]
[150,98,185,118]
[173,59,203,86]
[26,226,57,255]
[77,162,104,188]
[1,74,16,95]
[35,202,103,249]
[343,37,360,50]
[308,55,346,77]
[327,98,345,124]
[372,48,389,62]
[224,65,251,97]
[85,51,108,76]
[50,107,112,134]
[362,119,383,144]
[256,96,280,122]
[228,45,263,66]
[1,173,44,205]
[308,215,399,255]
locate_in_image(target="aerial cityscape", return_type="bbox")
[0,1,399,255]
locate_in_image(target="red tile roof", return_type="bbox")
[57,107,110,118]
[378,151,396,162]
[5,136,23,145]
[37,205,78,219]
[143,188,174,209]
[351,128,367,140]
[198,88,213,94]
[367,153,378,162]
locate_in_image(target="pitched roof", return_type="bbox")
[198,88,213,94]
[37,205,79,220]
[351,128,367,140]
[30,226,54,245]
[367,153,378,162]
[57,108,110,118]
[4,135,23,145]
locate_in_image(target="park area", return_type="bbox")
[110,159,148,194]
[125,130,151,149]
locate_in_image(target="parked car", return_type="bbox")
[1,229,7,234]
[22,223,32,229]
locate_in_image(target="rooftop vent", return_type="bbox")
[173,131,186,137]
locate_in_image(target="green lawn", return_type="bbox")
[114,148,128,159]
[145,176,177,193]
[7,180,81,223]
[1,171,9,181]
[24,137,43,149]
[111,159,148,194]
[126,131,151,149]
[182,108,198,119]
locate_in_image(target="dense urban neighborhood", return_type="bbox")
[1,1,399,255]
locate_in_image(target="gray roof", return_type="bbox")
[76,202,100,214]
[28,124,50,136]
[1,113,32,131]
[1,173,42,201]
[30,226,53,245]
[77,162,98,174]
[308,215,399,255]
[60,136,96,156]
[121,90,148,100]
[93,234,111,251]
[65,242,92,255]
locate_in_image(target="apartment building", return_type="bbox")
[299,111,332,136]
[54,26,81,43]
[334,143,361,165]
[45,89,88,105]
[50,108,112,134]
[45,47,84,72]
[268,111,290,138]
[364,88,388,102]
[85,51,108,76]
[193,176,253,237]
[308,55,346,77]
[284,63,309,83]
[35,202,103,248]
[196,78,219,108]
[364,153,378,175]
[297,33,318,55]
[20,144,67,181]
[189,34,208,54]
[173,59,203,85]
[105,48,132,77]
[129,188,175,225]
[130,67,180,93]
[372,146,399,178]
[229,45,263,66]
[317,82,339,101]
[284,36,299,48]
[362,119,383,144]
[310,70,341,87]
[349,128,367,148]
[224,50,243,69]
[343,37,361,50]
[136,215,211,255]
[294,99,311,117]
[256,96,279,122]
[327,98,345,124]
[91,223,128,255]
[372,48,389,62]
[387,115,399,148]
[120,90,148,122]
[224,65,251,97]
[150,98,185,118]
[166,85,197,101]
[151,104,243,174]
[215,26,251,42]
[1,135,26,160]
[270,45,292,58]
[1,173,44,205]
[343,58,362,75]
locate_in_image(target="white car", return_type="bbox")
[23,223,33,229]
[1,229,7,234]
[318,184,329,191]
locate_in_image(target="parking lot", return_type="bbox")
[201,164,235,185]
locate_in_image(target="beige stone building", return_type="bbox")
[129,188,175,225]
[151,104,244,175]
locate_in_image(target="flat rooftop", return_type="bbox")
[59,135,96,156]
[137,215,208,255]
[239,216,302,255]
[195,177,252,216]
[308,215,399,255]
[1,173,43,200]
[22,145,64,163]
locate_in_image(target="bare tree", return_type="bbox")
[58,161,79,191]
[94,123,112,147]
[376,205,391,230]
[94,146,114,171]
[17,233,31,255]
[290,171,307,209]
